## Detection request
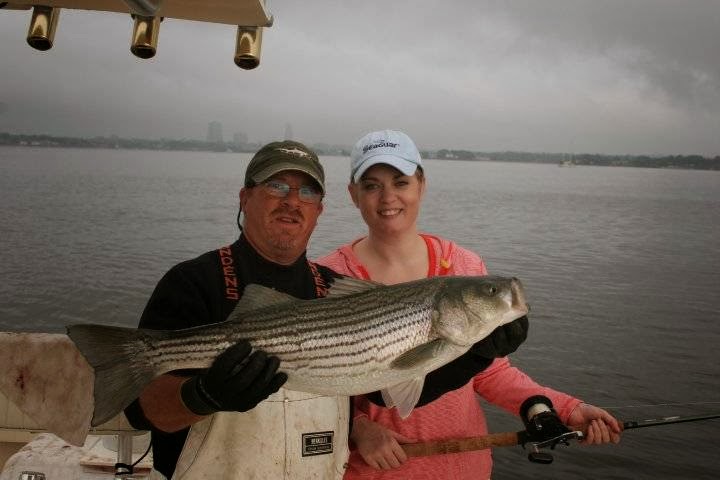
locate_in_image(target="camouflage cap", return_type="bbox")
[244,140,325,194]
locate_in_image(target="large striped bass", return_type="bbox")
[67,275,528,427]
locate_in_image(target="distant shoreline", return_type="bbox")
[2,132,719,171]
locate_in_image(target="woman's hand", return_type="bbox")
[351,416,416,470]
[568,403,623,444]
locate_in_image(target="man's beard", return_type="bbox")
[268,235,298,251]
[267,207,304,251]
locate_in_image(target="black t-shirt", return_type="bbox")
[124,235,338,479]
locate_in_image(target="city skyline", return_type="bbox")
[1,1,719,156]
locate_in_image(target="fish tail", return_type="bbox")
[67,324,159,427]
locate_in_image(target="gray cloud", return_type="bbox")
[479,0,720,112]
[1,1,718,155]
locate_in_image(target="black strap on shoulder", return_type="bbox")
[307,261,329,298]
[217,244,329,306]
[218,244,240,302]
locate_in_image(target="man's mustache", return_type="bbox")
[271,206,304,222]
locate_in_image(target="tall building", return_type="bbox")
[284,122,293,141]
[233,131,248,145]
[207,121,223,143]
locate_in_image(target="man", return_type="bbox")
[124,140,348,479]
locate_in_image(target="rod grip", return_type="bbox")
[402,432,520,458]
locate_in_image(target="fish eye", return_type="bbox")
[484,284,498,296]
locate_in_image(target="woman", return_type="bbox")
[317,130,622,480]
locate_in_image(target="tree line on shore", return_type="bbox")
[431,149,720,170]
[2,132,718,171]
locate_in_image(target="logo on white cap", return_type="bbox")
[362,141,400,154]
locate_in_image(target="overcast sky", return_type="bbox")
[1,0,719,155]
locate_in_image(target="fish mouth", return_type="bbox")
[499,277,529,325]
[510,277,529,314]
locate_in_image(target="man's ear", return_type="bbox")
[239,187,248,209]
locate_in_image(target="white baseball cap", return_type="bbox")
[350,130,422,183]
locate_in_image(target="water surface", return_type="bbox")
[1,147,718,479]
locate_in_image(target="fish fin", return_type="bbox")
[381,377,425,419]
[233,284,300,315]
[390,338,446,370]
[66,324,160,426]
[324,276,383,298]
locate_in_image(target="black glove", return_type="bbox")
[520,395,570,442]
[181,340,287,415]
[470,315,529,359]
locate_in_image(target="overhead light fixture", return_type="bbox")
[130,15,161,59]
[27,5,60,51]
[234,26,263,70]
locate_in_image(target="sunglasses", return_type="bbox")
[261,180,323,204]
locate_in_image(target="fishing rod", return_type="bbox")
[623,413,720,430]
[402,412,720,464]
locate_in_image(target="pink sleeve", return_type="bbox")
[473,358,582,423]
[433,237,487,276]
[452,247,488,276]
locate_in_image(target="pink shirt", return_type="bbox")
[316,234,581,480]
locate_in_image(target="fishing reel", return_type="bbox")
[519,395,584,464]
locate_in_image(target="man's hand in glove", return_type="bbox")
[471,314,529,359]
[181,340,287,415]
